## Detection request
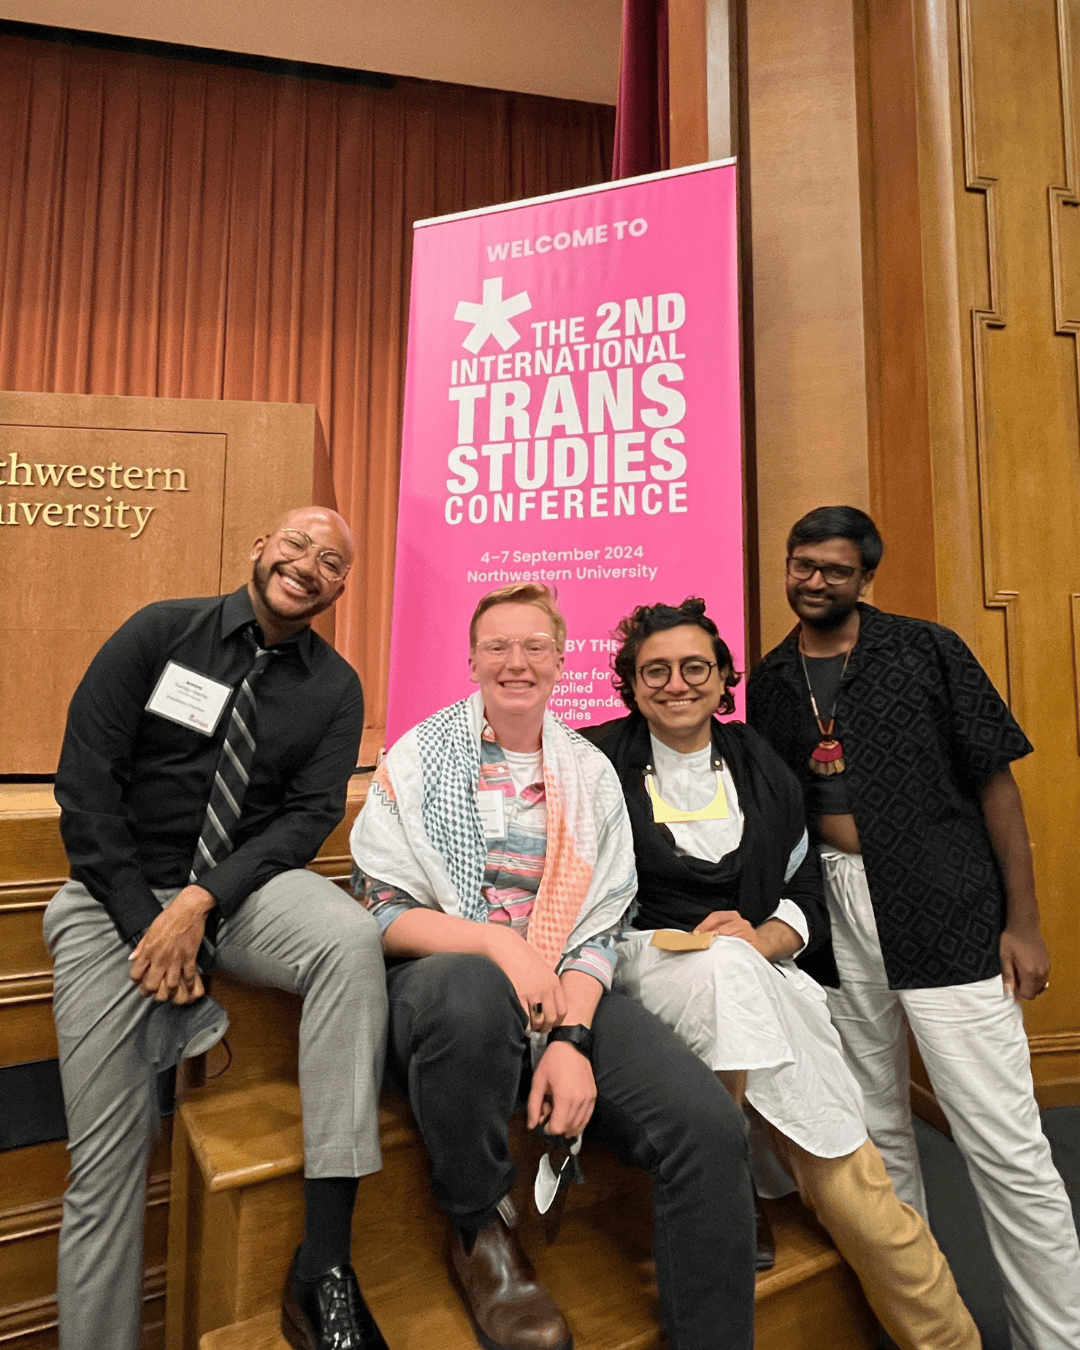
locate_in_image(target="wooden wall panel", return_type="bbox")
[742,0,872,655]
[939,0,1080,1085]
[854,0,938,623]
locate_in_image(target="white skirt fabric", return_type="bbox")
[615,930,868,1175]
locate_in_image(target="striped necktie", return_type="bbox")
[190,627,275,883]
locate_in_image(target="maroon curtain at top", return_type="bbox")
[0,33,614,723]
[613,0,669,178]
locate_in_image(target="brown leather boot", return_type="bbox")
[449,1197,572,1350]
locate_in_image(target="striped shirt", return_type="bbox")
[354,726,621,986]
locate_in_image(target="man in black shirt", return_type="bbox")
[747,505,1080,1350]
[46,507,390,1350]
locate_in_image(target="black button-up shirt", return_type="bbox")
[747,604,1032,989]
[55,587,364,941]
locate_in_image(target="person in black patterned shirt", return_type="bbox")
[747,505,1080,1350]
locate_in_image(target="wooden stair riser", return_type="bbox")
[755,1260,879,1347]
[175,1087,653,1341]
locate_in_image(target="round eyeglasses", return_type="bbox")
[637,658,718,688]
[276,529,350,582]
[475,634,559,662]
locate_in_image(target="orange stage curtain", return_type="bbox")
[0,32,614,724]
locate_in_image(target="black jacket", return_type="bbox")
[582,711,835,981]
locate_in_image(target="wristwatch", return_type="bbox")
[546,1023,594,1062]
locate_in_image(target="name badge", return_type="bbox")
[477,788,507,840]
[146,661,233,737]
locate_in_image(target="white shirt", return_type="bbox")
[648,734,809,952]
[614,734,868,1170]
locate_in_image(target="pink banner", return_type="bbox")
[387,162,743,743]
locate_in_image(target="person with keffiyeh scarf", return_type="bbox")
[350,584,757,1350]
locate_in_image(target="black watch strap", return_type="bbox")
[546,1023,594,1062]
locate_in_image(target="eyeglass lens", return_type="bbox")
[639,659,715,688]
[279,530,347,580]
[477,635,556,659]
[787,557,856,584]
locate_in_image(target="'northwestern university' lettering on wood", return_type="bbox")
[0,428,195,540]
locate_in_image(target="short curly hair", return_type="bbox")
[610,598,741,715]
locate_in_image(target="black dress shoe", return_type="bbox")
[281,1248,389,1350]
[755,1200,776,1271]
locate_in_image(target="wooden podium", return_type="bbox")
[0,390,340,1347]
[0,390,336,775]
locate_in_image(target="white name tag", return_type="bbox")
[477,788,507,840]
[146,661,233,737]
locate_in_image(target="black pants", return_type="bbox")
[385,953,755,1350]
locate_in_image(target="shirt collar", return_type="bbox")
[220,585,315,671]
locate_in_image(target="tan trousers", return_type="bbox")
[768,1128,980,1350]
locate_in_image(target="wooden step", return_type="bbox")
[167,1078,654,1350]
[169,997,875,1350]
[198,1192,877,1350]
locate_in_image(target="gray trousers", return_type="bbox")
[44,872,388,1350]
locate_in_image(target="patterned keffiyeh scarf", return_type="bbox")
[350,692,636,969]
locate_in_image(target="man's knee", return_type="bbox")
[269,870,384,972]
[675,1073,747,1162]
[394,953,525,1056]
[595,997,749,1178]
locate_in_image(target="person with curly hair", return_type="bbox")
[583,597,978,1350]
[350,584,761,1350]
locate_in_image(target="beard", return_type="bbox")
[789,589,859,631]
[250,556,335,625]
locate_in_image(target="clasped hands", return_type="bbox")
[128,884,216,1004]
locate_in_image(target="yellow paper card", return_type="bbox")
[649,929,715,952]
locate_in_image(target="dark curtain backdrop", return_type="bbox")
[0,33,614,723]
[613,0,669,178]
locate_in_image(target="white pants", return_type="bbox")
[821,849,1080,1350]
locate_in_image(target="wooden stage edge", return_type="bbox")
[3,723,1076,1124]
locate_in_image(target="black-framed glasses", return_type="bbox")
[637,658,718,689]
[276,529,350,582]
[786,556,860,585]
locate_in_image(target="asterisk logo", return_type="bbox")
[454,278,532,353]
